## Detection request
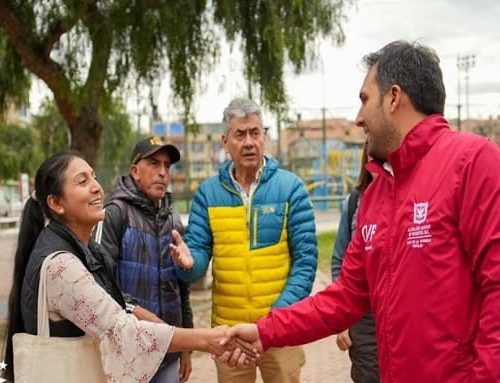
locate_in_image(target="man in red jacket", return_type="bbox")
[223,40,500,382]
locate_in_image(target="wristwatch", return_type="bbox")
[125,302,137,314]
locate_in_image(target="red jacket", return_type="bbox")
[257,115,500,382]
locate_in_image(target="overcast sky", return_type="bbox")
[172,0,500,133]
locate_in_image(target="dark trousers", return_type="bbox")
[348,313,379,383]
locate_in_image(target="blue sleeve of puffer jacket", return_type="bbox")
[272,175,318,308]
[331,195,351,281]
[174,184,213,283]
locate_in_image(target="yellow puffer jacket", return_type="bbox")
[209,205,290,325]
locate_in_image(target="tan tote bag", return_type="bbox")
[12,252,106,382]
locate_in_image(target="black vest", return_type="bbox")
[21,220,125,336]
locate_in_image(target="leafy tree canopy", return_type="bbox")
[0,31,30,110]
[0,122,42,181]
[0,0,351,166]
[31,97,135,191]
[30,99,70,160]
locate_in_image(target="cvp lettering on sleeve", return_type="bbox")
[361,224,377,251]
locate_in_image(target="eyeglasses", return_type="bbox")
[231,127,268,142]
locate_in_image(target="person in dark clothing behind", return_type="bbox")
[96,136,193,383]
[332,145,377,383]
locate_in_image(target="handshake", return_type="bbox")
[201,323,263,367]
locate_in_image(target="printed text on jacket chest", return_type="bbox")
[407,202,433,248]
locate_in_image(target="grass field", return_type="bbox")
[317,230,336,275]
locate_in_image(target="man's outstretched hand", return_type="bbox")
[170,229,194,270]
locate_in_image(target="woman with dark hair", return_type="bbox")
[3,151,244,382]
[331,144,378,383]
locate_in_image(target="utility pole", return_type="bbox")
[457,54,476,123]
[321,106,327,209]
[320,57,329,208]
[321,106,327,178]
[320,57,326,176]
[456,55,462,131]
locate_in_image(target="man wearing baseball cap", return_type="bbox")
[130,135,181,166]
[97,136,193,383]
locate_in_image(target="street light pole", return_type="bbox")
[457,54,476,122]
[320,56,329,207]
[322,106,327,175]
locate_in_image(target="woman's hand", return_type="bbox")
[336,329,352,351]
[179,351,192,383]
[216,323,262,368]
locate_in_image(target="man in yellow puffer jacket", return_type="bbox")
[171,97,318,383]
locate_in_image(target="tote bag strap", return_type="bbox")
[93,208,105,244]
[37,251,65,337]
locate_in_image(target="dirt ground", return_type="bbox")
[188,271,352,383]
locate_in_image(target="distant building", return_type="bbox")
[280,118,365,195]
[452,118,500,147]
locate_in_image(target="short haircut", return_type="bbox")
[362,40,446,115]
[222,98,263,133]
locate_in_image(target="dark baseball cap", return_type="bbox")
[130,136,181,165]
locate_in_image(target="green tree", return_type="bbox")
[31,100,70,159]
[0,28,29,112]
[0,122,42,181]
[0,0,351,166]
[96,98,135,192]
[31,97,135,191]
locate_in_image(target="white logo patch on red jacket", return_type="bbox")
[407,201,432,248]
[413,202,428,224]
